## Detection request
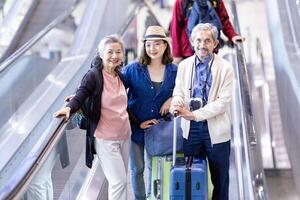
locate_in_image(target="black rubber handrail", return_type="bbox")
[231,0,256,146]
[4,118,67,200]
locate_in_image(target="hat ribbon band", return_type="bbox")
[144,34,166,39]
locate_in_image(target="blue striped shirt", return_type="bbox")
[192,55,213,102]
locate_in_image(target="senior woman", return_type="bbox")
[54,35,131,200]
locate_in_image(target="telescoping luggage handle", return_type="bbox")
[172,114,193,168]
[172,113,178,167]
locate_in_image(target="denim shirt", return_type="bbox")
[121,61,177,144]
[192,55,213,101]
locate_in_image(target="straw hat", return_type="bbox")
[143,25,168,42]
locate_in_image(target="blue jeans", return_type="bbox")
[183,121,231,200]
[129,141,152,200]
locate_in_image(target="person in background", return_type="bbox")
[170,0,244,64]
[170,23,234,200]
[121,25,177,200]
[54,35,131,200]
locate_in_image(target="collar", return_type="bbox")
[195,54,213,66]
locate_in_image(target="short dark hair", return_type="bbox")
[139,41,173,65]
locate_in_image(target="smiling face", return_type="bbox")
[101,42,124,71]
[191,29,218,60]
[145,39,167,61]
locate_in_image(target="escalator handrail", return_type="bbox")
[0,2,79,74]
[3,118,67,200]
[235,43,257,145]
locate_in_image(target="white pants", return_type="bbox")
[94,138,131,200]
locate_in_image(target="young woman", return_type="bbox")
[121,26,177,200]
[54,35,131,200]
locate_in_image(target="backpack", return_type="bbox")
[187,0,222,38]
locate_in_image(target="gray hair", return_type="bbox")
[190,23,219,42]
[97,34,125,57]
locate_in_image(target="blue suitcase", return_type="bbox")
[169,117,208,200]
[170,158,208,199]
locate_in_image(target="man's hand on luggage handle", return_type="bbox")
[172,104,195,121]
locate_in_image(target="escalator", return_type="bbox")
[0,0,278,199]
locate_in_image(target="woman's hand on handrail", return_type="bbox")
[53,107,71,120]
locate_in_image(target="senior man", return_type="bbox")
[170,23,234,200]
